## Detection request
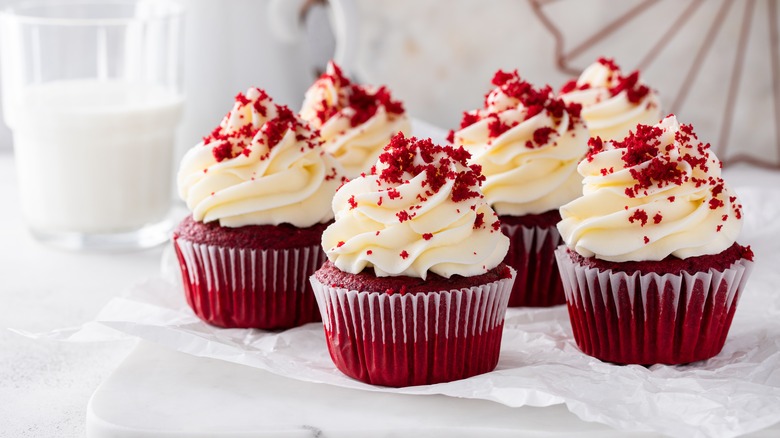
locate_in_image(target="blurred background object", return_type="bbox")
[0,0,776,169]
[333,0,779,169]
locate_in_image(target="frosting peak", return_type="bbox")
[559,58,661,141]
[322,134,509,279]
[300,61,411,178]
[178,88,345,228]
[558,115,744,262]
[450,70,589,216]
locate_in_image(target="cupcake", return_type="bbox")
[173,88,346,329]
[310,134,515,387]
[449,70,588,307]
[299,61,411,179]
[559,57,661,141]
[556,115,754,365]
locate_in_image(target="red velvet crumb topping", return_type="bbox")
[560,58,651,104]
[455,70,581,140]
[374,134,485,203]
[310,61,405,127]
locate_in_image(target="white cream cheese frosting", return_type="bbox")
[300,61,411,179]
[178,88,345,228]
[557,115,743,262]
[322,134,509,279]
[451,70,588,216]
[559,58,661,141]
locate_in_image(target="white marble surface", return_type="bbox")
[88,341,653,438]
[0,154,155,437]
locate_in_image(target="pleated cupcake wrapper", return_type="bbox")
[309,270,515,387]
[173,236,327,329]
[554,246,754,365]
[501,222,566,307]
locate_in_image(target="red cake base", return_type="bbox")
[500,211,565,307]
[172,216,329,330]
[555,244,754,365]
[310,263,515,387]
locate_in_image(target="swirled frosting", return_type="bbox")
[178,88,345,228]
[322,134,509,279]
[559,58,661,141]
[557,115,744,262]
[300,61,411,178]
[450,70,588,216]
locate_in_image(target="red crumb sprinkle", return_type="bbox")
[653,213,663,224]
[611,71,650,103]
[598,57,619,70]
[204,88,273,161]
[446,130,455,143]
[559,79,578,94]
[309,61,405,127]
[234,92,251,106]
[643,236,650,244]
[492,220,501,231]
[590,58,652,104]
[324,166,339,181]
[716,225,723,232]
[487,115,513,138]
[612,123,685,196]
[668,196,676,202]
[396,210,412,222]
[336,241,345,248]
[473,212,485,229]
[743,246,754,261]
[628,209,649,226]
[211,142,234,162]
[709,198,725,210]
[422,233,433,240]
[533,127,556,147]
[400,250,409,259]
[386,188,401,200]
[262,105,298,149]
[457,69,581,138]
[367,250,373,255]
[586,137,604,162]
[348,195,357,209]
[375,134,485,203]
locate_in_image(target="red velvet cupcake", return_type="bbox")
[310,134,514,387]
[556,115,754,365]
[450,70,588,307]
[174,88,345,329]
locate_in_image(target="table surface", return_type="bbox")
[2,152,780,437]
[0,154,157,437]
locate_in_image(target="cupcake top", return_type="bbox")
[299,61,411,178]
[559,58,661,141]
[449,70,588,216]
[558,115,743,262]
[322,134,509,279]
[178,87,346,228]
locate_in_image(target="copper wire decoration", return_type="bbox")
[531,0,780,169]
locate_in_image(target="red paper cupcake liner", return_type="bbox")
[555,246,754,365]
[173,236,327,329]
[501,223,566,307]
[310,270,515,387]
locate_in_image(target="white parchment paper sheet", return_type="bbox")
[19,184,780,438]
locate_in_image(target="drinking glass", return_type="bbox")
[0,0,184,250]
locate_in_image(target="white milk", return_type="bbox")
[7,80,183,234]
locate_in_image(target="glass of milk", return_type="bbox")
[0,0,184,250]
